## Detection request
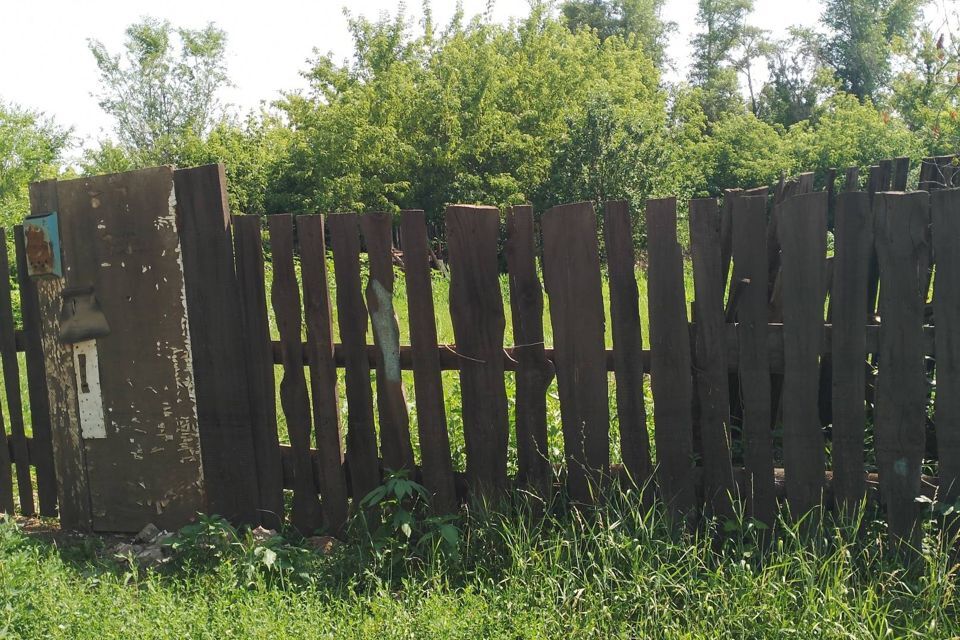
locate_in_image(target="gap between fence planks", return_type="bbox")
[542,201,609,504]
[446,205,510,497]
[603,201,652,491]
[505,205,554,499]
[270,214,323,535]
[401,210,457,512]
[298,215,350,534]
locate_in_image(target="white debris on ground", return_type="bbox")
[104,522,176,569]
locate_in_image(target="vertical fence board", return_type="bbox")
[874,191,929,550]
[542,202,609,504]
[400,210,457,512]
[778,192,827,516]
[175,164,260,526]
[0,234,33,515]
[647,198,696,520]
[689,198,736,517]
[505,205,554,498]
[269,214,323,534]
[233,216,284,529]
[932,189,960,508]
[844,167,860,192]
[719,189,741,292]
[603,201,652,489]
[14,226,57,516]
[831,192,873,514]
[732,195,776,525]
[359,213,415,474]
[328,214,381,503]
[892,157,910,191]
[446,205,510,497]
[298,215,349,534]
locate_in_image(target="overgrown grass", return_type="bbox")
[1,492,957,639]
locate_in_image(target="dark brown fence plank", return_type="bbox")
[298,215,349,534]
[359,213,415,474]
[778,192,827,516]
[175,164,260,526]
[874,191,930,550]
[603,201,652,489]
[328,214,381,503]
[232,215,284,529]
[720,189,741,293]
[932,189,960,508]
[269,214,323,534]
[28,179,91,530]
[14,226,57,516]
[446,205,510,497]
[400,210,457,512]
[0,232,33,515]
[505,205,553,498]
[689,198,736,517]
[892,157,910,191]
[646,198,696,520]
[844,167,859,192]
[831,192,873,514]
[732,194,776,526]
[542,202,609,504]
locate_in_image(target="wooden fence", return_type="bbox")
[3,155,960,552]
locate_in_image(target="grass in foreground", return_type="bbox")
[1,485,958,640]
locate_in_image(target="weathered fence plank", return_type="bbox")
[505,205,554,498]
[732,194,776,526]
[778,192,827,516]
[647,198,696,521]
[298,215,349,534]
[932,189,960,509]
[269,214,323,534]
[874,191,930,550]
[400,210,457,512]
[831,192,873,514]
[603,201,652,489]
[232,215,284,529]
[446,205,510,497]
[359,213,415,474]
[176,164,260,526]
[14,226,57,516]
[328,213,381,504]
[542,202,609,504]
[0,234,33,515]
[689,198,736,517]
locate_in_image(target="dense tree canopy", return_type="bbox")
[2,0,958,248]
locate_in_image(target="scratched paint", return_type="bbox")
[369,279,402,383]
[72,339,106,439]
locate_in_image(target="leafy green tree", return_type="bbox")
[701,111,793,193]
[758,28,832,127]
[88,17,230,161]
[560,0,673,66]
[0,102,71,226]
[688,0,755,120]
[818,0,926,100]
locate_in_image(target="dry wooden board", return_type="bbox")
[270,214,323,534]
[328,213,380,503]
[874,191,929,550]
[55,168,205,532]
[359,213,415,474]
[830,192,873,514]
[689,198,736,517]
[892,157,910,191]
[401,210,457,512]
[0,235,31,515]
[298,214,349,533]
[646,198,696,520]
[931,189,960,508]
[28,179,89,529]
[541,202,610,504]
[732,194,776,526]
[14,225,57,516]
[232,215,284,529]
[719,189,741,292]
[778,191,827,517]
[175,164,260,526]
[603,201,652,489]
[446,205,510,496]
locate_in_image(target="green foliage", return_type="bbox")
[560,0,673,65]
[689,0,756,121]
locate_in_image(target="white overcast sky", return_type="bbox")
[1,0,947,150]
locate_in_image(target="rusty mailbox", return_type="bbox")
[27,167,208,532]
